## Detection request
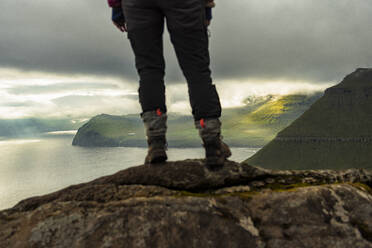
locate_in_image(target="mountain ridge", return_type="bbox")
[72,92,323,148]
[247,68,372,170]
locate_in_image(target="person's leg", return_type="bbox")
[122,0,167,114]
[122,0,168,164]
[162,0,230,168]
[163,0,221,120]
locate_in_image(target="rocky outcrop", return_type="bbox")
[247,68,372,170]
[1,160,371,248]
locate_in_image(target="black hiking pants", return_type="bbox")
[122,0,222,121]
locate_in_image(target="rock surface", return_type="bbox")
[247,68,372,170]
[1,160,371,248]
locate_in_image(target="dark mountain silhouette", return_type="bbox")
[246,68,372,170]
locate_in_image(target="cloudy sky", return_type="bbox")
[1,0,371,119]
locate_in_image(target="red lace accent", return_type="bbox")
[200,118,205,128]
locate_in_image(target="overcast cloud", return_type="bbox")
[1,0,371,83]
[0,0,371,119]
[6,82,119,95]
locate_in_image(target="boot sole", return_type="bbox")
[150,155,167,164]
[205,156,228,170]
[145,150,168,164]
[205,145,232,170]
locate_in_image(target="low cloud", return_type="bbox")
[6,82,119,95]
[0,101,39,107]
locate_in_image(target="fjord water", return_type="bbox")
[0,135,260,210]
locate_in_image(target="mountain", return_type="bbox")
[1,160,371,247]
[72,93,322,147]
[246,68,372,170]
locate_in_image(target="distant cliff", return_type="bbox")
[72,93,322,148]
[247,68,372,170]
[72,114,147,147]
[0,160,371,247]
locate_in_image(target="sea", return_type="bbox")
[0,133,260,211]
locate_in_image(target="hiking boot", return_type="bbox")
[145,136,168,164]
[195,118,231,169]
[142,109,168,164]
